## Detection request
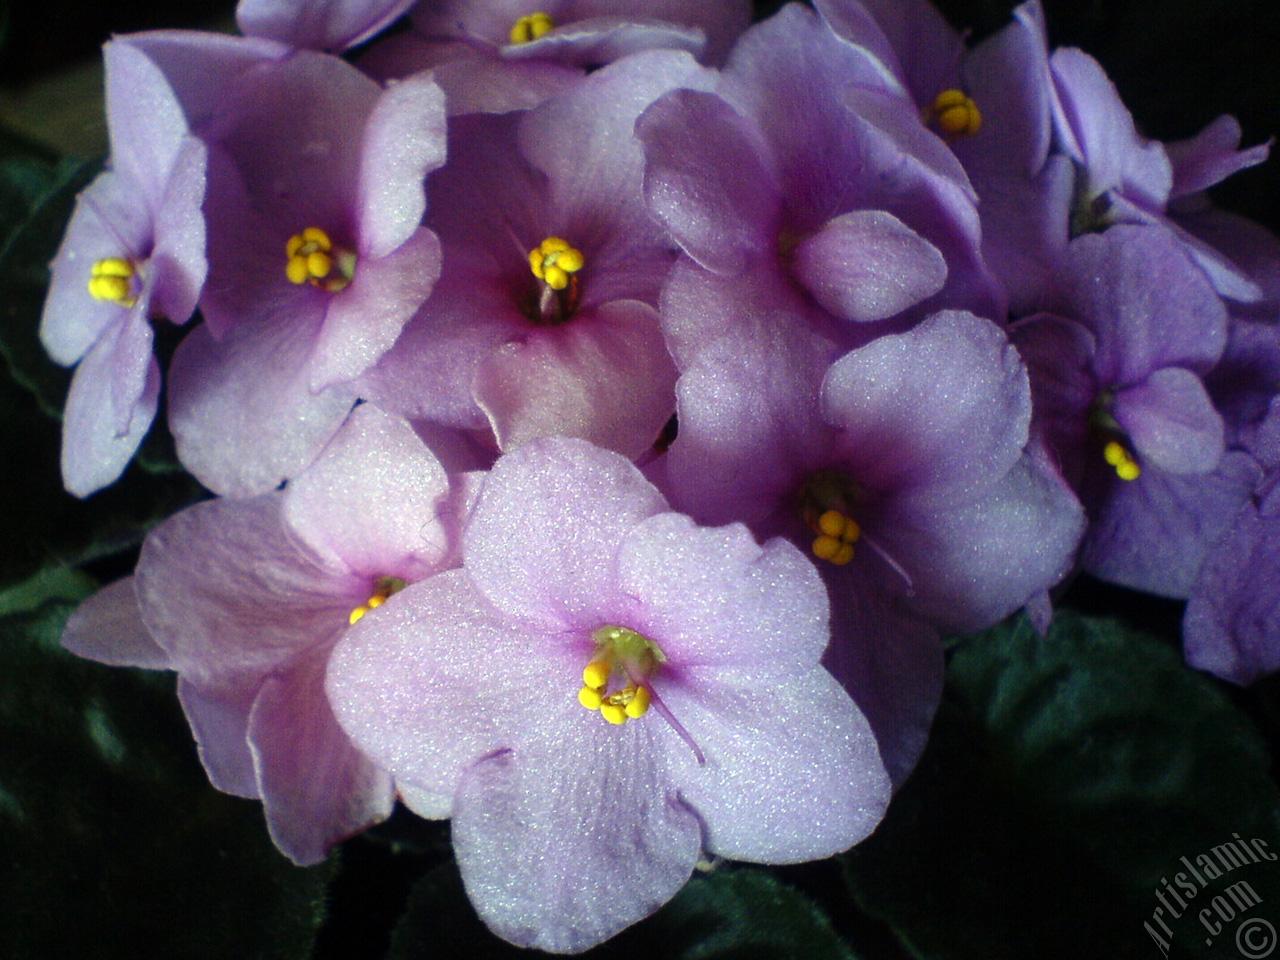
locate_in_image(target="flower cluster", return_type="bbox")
[49,0,1280,951]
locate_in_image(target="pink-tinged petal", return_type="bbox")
[473,300,677,461]
[60,311,160,498]
[237,0,415,51]
[637,88,781,276]
[178,678,260,798]
[1049,47,1171,208]
[821,571,943,788]
[821,310,1031,499]
[136,495,357,685]
[617,513,829,666]
[327,570,565,795]
[148,136,208,325]
[1114,367,1224,475]
[661,664,889,863]
[61,577,171,670]
[1185,500,1280,686]
[464,437,667,625]
[356,72,446,260]
[103,41,189,209]
[1082,451,1262,599]
[249,647,395,865]
[283,403,452,577]
[308,228,443,391]
[791,209,946,323]
[1167,114,1270,199]
[167,321,358,498]
[357,36,584,113]
[452,714,702,953]
[40,172,152,367]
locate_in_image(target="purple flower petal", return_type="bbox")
[237,0,415,51]
[1113,367,1225,475]
[61,577,170,670]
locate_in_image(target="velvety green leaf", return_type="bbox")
[390,861,860,960]
[0,594,333,960]
[844,611,1280,960]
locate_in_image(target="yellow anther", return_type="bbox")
[285,226,355,292]
[348,605,371,625]
[600,702,628,725]
[510,11,554,44]
[813,535,855,566]
[810,509,859,565]
[929,89,982,137]
[346,576,406,627]
[624,685,651,719]
[1103,440,1142,481]
[88,258,137,306]
[578,685,604,710]
[582,660,611,690]
[528,236,585,291]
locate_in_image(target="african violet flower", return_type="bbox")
[161,46,446,496]
[326,436,890,952]
[64,403,461,863]
[361,50,711,460]
[637,2,1002,333]
[39,40,206,496]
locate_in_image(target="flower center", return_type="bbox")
[1090,393,1142,481]
[509,11,554,44]
[798,470,864,566]
[577,625,663,725]
[88,258,138,307]
[926,89,982,138]
[527,235,584,324]
[286,227,357,293]
[348,576,407,625]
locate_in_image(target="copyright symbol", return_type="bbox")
[1237,918,1276,959]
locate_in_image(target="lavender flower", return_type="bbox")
[39,40,207,496]
[237,0,415,51]
[326,436,890,951]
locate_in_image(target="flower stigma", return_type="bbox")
[927,89,982,137]
[527,236,584,324]
[88,258,138,306]
[348,576,407,625]
[509,11,554,44]
[286,227,357,293]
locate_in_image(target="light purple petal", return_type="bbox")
[283,402,452,577]
[834,0,963,104]
[237,0,415,51]
[821,310,1031,499]
[60,311,160,498]
[501,17,704,66]
[148,136,208,324]
[61,577,171,670]
[790,209,946,323]
[637,87,781,276]
[249,646,395,865]
[465,437,668,625]
[1114,367,1225,475]
[1167,114,1271,199]
[178,678,260,798]
[167,321,358,498]
[472,300,677,461]
[661,664,889,862]
[356,71,447,260]
[103,40,189,210]
[616,513,829,667]
[452,715,701,953]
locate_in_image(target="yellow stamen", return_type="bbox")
[510,11,554,44]
[600,702,627,725]
[578,685,604,710]
[582,659,611,690]
[88,258,138,306]
[928,89,982,137]
[528,236,585,291]
[624,685,651,719]
[576,626,664,726]
[285,226,356,292]
[1103,440,1142,481]
[347,576,407,626]
[810,509,860,566]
